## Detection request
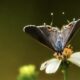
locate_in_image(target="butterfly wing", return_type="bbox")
[23,25,59,51]
[61,19,80,48]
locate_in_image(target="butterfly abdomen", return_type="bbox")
[55,40,63,52]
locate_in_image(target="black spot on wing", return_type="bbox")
[23,25,54,50]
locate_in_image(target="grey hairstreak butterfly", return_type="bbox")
[23,19,80,54]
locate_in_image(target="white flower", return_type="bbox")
[40,58,62,73]
[40,48,80,74]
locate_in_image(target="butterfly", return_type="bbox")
[23,19,80,54]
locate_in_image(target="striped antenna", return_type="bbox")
[50,12,54,26]
[62,12,70,23]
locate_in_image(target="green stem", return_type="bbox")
[64,67,67,80]
[63,64,68,80]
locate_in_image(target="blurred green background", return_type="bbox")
[0,0,80,80]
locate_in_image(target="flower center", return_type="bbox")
[53,45,73,60]
[62,47,73,59]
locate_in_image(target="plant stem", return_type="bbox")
[63,62,68,80]
[64,65,67,80]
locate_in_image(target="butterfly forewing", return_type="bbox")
[61,19,80,48]
[23,25,56,50]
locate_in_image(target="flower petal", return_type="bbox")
[40,59,55,71]
[68,52,80,67]
[40,61,48,71]
[45,59,62,74]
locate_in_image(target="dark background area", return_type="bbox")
[0,0,80,80]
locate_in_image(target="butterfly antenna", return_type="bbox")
[67,20,70,23]
[43,23,46,27]
[50,12,54,26]
[62,12,70,23]
[73,18,76,21]
[62,12,65,15]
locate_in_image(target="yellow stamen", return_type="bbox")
[53,45,73,59]
[62,47,73,58]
